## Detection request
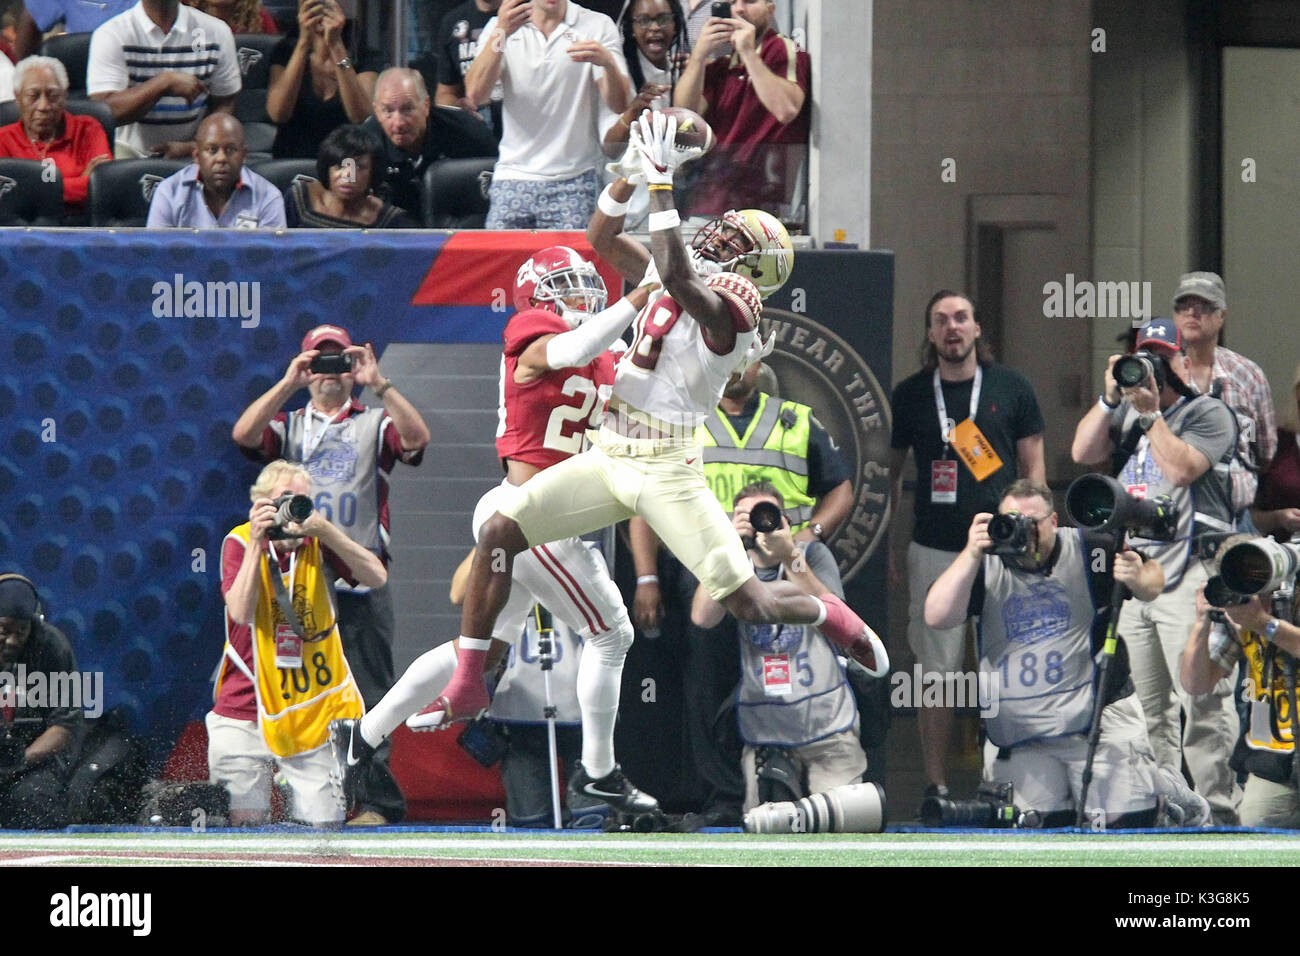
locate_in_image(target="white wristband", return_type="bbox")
[637,575,659,585]
[597,184,631,218]
[1098,395,1118,412]
[647,209,680,232]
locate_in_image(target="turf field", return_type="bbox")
[0,827,1296,866]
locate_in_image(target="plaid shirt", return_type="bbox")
[1210,346,1276,512]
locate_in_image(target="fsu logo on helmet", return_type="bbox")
[691,209,794,299]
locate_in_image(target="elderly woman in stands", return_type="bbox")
[284,124,414,228]
[266,0,376,159]
[182,0,279,34]
[0,56,111,212]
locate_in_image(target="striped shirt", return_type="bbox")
[87,2,241,156]
[1209,346,1276,512]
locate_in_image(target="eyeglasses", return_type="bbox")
[1173,299,1218,316]
[632,13,676,27]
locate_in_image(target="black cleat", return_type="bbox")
[328,718,372,814]
[568,761,660,818]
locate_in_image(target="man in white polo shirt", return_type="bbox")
[87,0,241,159]
[464,0,631,229]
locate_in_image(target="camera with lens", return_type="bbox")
[1065,473,1178,541]
[1112,350,1166,391]
[265,492,314,540]
[988,512,1035,556]
[919,781,1038,829]
[310,352,353,375]
[1204,574,1250,608]
[1218,537,1300,596]
[741,500,784,550]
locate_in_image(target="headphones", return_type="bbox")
[0,574,43,623]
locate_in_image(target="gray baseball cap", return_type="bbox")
[1172,271,1226,311]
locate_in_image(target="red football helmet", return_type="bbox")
[514,246,608,323]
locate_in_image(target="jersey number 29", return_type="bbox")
[544,374,612,455]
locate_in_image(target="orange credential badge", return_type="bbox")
[950,418,1004,481]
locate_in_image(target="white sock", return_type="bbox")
[810,596,827,626]
[359,641,458,747]
[576,649,623,779]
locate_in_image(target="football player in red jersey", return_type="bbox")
[330,247,660,820]
[370,110,886,824]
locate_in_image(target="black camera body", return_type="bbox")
[988,512,1035,556]
[1204,574,1250,608]
[1112,350,1166,392]
[920,782,1034,828]
[310,352,353,375]
[265,492,314,540]
[741,500,784,550]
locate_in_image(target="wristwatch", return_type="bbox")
[810,522,825,541]
[1264,618,1282,641]
[336,57,353,71]
[1136,411,1159,432]
[374,379,394,398]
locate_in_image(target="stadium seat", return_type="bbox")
[0,99,115,144]
[233,33,281,89]
[250,157,317,195]
[234,87,277,156]
[40,32,93,99]
[88,158,188,226]
[0,158,64,225]
[420,156,495,228]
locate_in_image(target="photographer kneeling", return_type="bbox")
[692,481,887,819]
[209,462,385,826]
[924,479,1208,827]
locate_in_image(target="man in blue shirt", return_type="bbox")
[14,0,137,61]
[147,113,285,228]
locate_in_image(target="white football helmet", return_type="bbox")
[691,209,794,299]
[514,246,608,326]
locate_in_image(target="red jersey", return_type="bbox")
[495,308,617,471]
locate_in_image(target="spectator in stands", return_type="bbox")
[266,0,377,159]
[364,66,497,217]
[1169,271,1276,527]
[0,4,16,65]
[147,112,285,227]
[675,0,809,219]
[209,461,384,826]
[0,57,112,213]
[0,37,10,101]
[681,0,716,51]
[465,0,631,229]
[13,0,136,61]
[430,0,503,139]
[182,0,279,34]
[1252,361,1300,540]
[0,574,86,829]
[284,123,414,227]
[87,0,241,159]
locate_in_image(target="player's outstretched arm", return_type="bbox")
[587,176,651,284]
[514,284,654,383]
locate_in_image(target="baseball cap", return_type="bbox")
[1172,271,1226,311]
[1134,317,1182,353]
[301,324,353,352]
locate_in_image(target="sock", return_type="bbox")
[576,648,623,780]
[359,642,458,747]
[440,636,493,709]
[810,596,827,627]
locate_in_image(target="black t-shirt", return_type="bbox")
[427,0,503,141]
[364,107,498,215]
[7,622,83,748]
[268,30,379,160]
[723,392,852,498]
[891,363,1044,551]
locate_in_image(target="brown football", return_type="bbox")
[661,107,716,155]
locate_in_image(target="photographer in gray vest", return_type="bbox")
[1071,317,1240,823]
[232,323,431,824]
[691,480,887,813]
[923,479,1207,827]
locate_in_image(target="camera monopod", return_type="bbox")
[531,604,563,830]
[1075,534,1127,828]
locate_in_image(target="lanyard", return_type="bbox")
[933,366,982,451]
[302,402,348,462]
[266,541,297,600]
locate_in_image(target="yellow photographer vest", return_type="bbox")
[219,524,362,757]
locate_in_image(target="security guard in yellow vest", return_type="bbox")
[1184,584,1300,828]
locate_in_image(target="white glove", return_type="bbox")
[736,330,776,373]
[638,255,661,290]
[630,109,677,186]
[605,140,646,186]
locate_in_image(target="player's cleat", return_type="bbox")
[328,718,371,813]
[405,686,490,732]
[568,761,660,818]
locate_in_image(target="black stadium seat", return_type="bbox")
[420,157,495,228]
[233,33,281,89]
[40,32,94,99]
[0,99,115,144]
[0,159,64,225]
[88,158,188,226]
[249,158,317,195]
[234,87,276,157]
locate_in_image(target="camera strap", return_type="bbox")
[265,546,307,642]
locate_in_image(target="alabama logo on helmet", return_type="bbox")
[514,246,608,323]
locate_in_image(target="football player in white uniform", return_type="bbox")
[419,110,886,818]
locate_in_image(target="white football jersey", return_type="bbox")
[612,273,762,428]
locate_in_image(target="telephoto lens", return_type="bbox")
[749,500,783,534]
[266,492,315,539]
[1112,355,1152,389]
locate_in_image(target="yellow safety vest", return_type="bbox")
[1239,628,1295,755]
[695,392,818,529]
[217,524,362,757]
